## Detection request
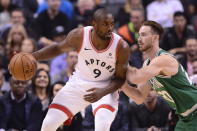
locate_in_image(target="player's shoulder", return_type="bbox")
[152,54,178,66]
[116,39,130,62]
[68,27,84,37]
[66,27,84,43]
[157,54,176,61]
[118,39,130,51]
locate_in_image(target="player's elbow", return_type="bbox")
[126,72,142,85]
[134,98,145,105]
[127,77,141,85]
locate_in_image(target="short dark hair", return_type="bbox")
[93,8,112,22]
[173,11,186,19]
[142,21,164,40]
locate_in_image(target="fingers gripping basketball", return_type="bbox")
[9,52,37,80]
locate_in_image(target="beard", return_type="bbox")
[139,44,152,52]
[96,30,111,40]
[98,34,111,40]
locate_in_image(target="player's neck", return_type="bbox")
[91,30,111,50]
[143,46,160,60]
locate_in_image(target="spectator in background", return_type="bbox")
[6,24,28,60]
[49,81,65,101]
[82,105,94,131]
[32,0,71,40]
[110,94,130,131]
[192,58,197,74]
[74,0,102,27]
[0,40,8,71]
[118,8,144,50]
[180,0,197,25]
[0,8,36,42]
[0,70,9,95]
[190,75,197,88]
[142,0,154,9]
[11,0,38,23]
[20,38,37,53]
[0,71,5,96]
[190,58,197,87]
[0,76,43,131]
[129,90,172,131]
[176,37,197,76]
[49,26,68,83]
[51,25,67,43]
[118,8,144,68]
[189,0,197,32]
[116,0,144,28]
[31,69,51,115]
[37,61,50,72]
[38,25,67,47]
[36,0,74,20]
[146,0,184,28]
[0,0,16,27]
[161,11,196,54]
[52,49,78,83]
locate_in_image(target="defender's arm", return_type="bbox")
[127,55,178,84]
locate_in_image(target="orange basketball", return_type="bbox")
[9,52,37,80]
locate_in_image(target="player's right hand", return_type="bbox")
[84,88,105,103]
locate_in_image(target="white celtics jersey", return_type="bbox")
[74,26,121,82]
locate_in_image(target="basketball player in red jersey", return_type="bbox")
[32,8,129,131]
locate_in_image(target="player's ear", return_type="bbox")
[156,35,160,40]
[92,20,96,27]
[153,34,159,41]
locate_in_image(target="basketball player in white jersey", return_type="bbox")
[32,8,129,131]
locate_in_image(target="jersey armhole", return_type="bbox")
[158,54,179,78]
[116,38,122,61]
[77,27,84,53]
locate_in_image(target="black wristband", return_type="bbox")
[127,80,137,88]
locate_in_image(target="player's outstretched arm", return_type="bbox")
[84,39,130,103]
[122,81,152,104]
[127,55,178,85]
[32,28,83,61]
[122,55,179,104]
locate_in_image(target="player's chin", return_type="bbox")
[139,46,147,52]
[104,34,111,39]
[139,47,144,52]
[104,36,111,40]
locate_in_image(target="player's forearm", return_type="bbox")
[102,79,124,96]
[127,68,149,84]
[122,83,145,104]
[32,44,63,61]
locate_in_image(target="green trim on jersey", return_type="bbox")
[146,49,197,116]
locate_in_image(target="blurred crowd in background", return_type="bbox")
[0,0,197,131]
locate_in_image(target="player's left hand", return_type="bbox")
[84,88,105,103]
